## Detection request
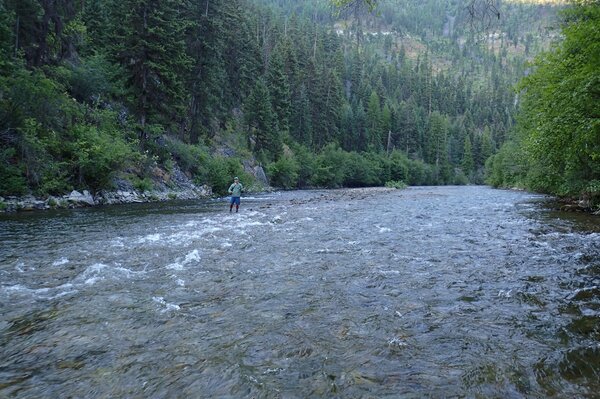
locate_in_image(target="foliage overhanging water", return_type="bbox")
[1,186,599,398]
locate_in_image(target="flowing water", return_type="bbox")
[1,186,599,398]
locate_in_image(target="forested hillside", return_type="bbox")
[0,0,562,198]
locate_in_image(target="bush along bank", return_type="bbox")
[0,163,212,212]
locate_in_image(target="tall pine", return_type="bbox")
[110,0,191,137]
[244,79,281,162]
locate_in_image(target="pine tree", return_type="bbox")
[340,102,356,151]
[6,0,83,67]
[366,90,382,151]
[354,101,368,152]
[479,126,494,168]
[82,0,111,52]
[462,135,474,174]
[245,79,281,162]
[426,111,449,171]
[381,101,392,151]
[186,0,227,142]
[290,83,312,147]
[110,0,192,137]
[0,0,13,67]
[223,2,261,103]
[267,44,291,133]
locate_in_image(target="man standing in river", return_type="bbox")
[228,177,243,213]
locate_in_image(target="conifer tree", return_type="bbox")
[340,103,356,151]
[186,0,225,142]
[110,0,192,137]
[479,127,495,168]
[0,0,13,67]
[245,79,281,162]
[82,0,111,52]
[267,44,291,133]
[223,2,261,103]
[290,83,312,147]
[381,101,392,150]
[426,111,449,169]
[462,135,475,174]
[366,90,382,151]
[354,101,368,152]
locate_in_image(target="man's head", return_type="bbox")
[234,177,239,182]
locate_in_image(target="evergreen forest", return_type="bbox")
[0,0,597,204]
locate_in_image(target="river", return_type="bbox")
[1,186,598,398]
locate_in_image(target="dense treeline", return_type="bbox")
[486,1,600,207]
[0,0,558,197]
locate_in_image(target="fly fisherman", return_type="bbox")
[228,177,243,213]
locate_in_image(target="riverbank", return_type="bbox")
[0,186,213,213]
[3,184,598,215]
[0,162,216,213]
[0,157,276,213]
[0,186,393,213]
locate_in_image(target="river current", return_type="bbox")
[1,186,599,398]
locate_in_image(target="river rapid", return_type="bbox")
[1,186,599,398]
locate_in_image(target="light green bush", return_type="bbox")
[267,156,300,189]
[385,180,407,189]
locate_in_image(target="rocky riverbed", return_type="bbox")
[1,186,599,397]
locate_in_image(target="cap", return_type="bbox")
[234,177,239,180]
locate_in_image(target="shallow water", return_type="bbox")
[1,186,598,398]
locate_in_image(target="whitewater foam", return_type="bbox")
[152,296,180,312]
[184,249,201,264]
[52,258,70,266]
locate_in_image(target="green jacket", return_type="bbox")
[228,182,243,197]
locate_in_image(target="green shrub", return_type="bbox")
[206,157,253,196]
[165,136,209,175]
[289,143,316,187]
[0,148,28,196]
[406,159,427,185]
[343,152,378,187]
[132,177,154,192]
[313,144,347,188]
[167,193,178,200]
[485,141,528,189]
[69,123,134,190]
[385,180,407,189]
[38,164,72,196]
[67,54,124,103]
[388,151,410,183]
[453,169,469,185]
[267,156,300,189]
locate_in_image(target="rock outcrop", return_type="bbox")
[0,164,212,213]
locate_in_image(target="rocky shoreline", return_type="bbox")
[0,162,216,213]
[0,185,213,213]
[0,161,271,213]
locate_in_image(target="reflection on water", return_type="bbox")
[0,186,598,397]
